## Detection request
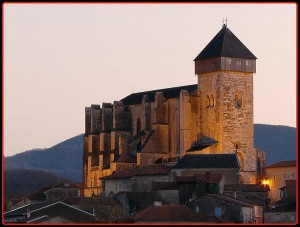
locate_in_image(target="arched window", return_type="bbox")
[210,95,215,107]
[234,93,242,109]
[205,95,210,108]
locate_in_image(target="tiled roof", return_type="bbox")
[134,205,215,222]
[194,25,257,60]
[232,195,265,206]
[173,154,239,169]
[23,202,95,223]
[205,194,254,207]
[101,164,172,180]
[224,184,270,192]
[120,84,198,106]
[266,160,296,168]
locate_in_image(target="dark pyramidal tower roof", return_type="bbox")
[194,25,257,60]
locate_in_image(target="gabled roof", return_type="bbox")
[101,164,172,180]
[120,84,198,106]
[194,25,257,60]
[5,201,95,223]
[134,205,215,222]
[266,160,296,168]
[173,154,239,169]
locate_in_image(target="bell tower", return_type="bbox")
[194,24,257,183]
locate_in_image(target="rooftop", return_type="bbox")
[101,164,172,180]
[266,160,296,168]
[120,84,197,106]
[173,154,240,169]
[194,25,257,60]
[134,204,216,223]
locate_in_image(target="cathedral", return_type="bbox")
[82,24,265,197]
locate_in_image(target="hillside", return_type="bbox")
[254,124,296,165]
[4,168,71,201]
[4,124,296,182]
[4,134,83,182]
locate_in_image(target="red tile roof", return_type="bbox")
[101,164,172,180]
[266,160,296,168]
[134,205,215,222]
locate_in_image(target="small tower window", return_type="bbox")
[234,92,242,109]
[210,95,215,107]
[205,95,210,108]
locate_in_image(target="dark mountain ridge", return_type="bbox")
[4,124,296,183]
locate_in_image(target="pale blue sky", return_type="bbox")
[4,3,297,156]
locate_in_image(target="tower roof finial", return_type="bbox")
[222,16,228,27]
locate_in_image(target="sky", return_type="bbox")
[3,3,297,157]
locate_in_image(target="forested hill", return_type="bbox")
[254,124,296,165]
[4,124,296,182]
[4,168,71,201]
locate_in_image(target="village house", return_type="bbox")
[265,160,296,203]
[100,164,172,195]
[190,193,264,223]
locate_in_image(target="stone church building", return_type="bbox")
[82,24,265,197]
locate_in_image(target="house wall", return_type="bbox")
[195,195,245,223]
[265,166,296,202]
[132,174,170,192]
[157,190,179,204]
[264,212,296,223]
[103,178,132,195]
